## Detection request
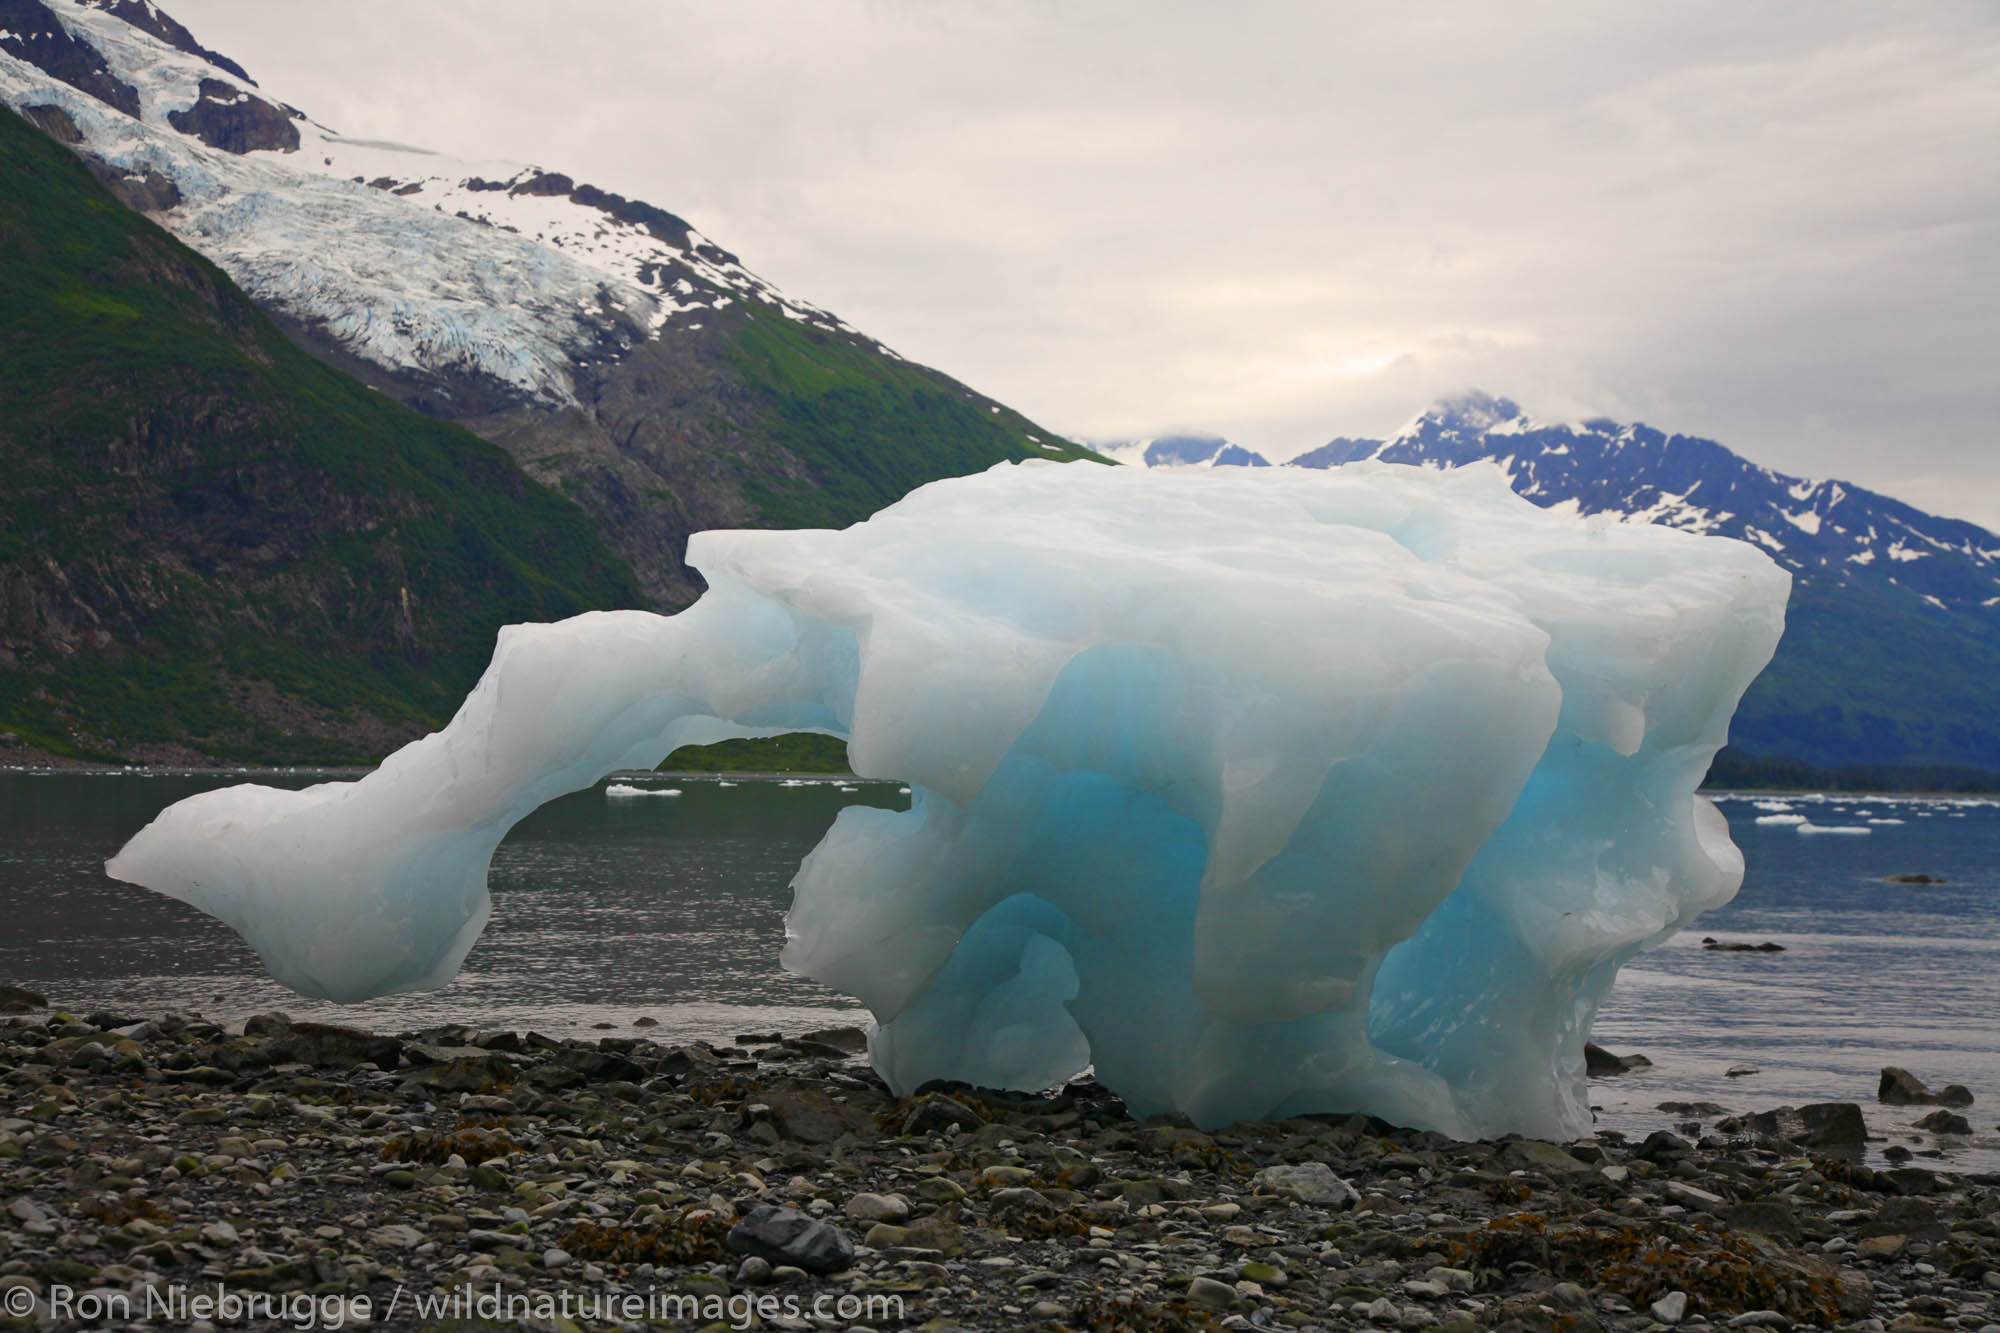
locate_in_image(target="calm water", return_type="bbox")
[0,772,892,1042]
[1593,790,2000,1170]
[1,774,1994,1168]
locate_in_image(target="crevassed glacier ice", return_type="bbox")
[107,461,1788,1138]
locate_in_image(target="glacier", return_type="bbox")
[106,461,1789,1138]
[0,0,857,410]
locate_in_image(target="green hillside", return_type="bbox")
[726,305,1101,531]
[1727,580,2000,778]
[0,105,641,763]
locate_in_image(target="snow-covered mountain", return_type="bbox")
[1119,392,2000,774]
[0,0,843,408]
[1308,392,2000,618]
[1097,432,1271,469]
[0,0,1092,607]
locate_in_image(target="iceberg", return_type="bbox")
[107,461,1788,1138]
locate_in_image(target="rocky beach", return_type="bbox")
[1,989,1996,1333]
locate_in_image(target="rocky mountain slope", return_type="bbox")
[1110,393,2000,776]
[1,0,1097,610]
[0,102,640,762]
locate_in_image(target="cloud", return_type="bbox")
[168,0,2000,526]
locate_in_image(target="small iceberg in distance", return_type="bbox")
[1755,813,1808,825]
[606,783,681,797]
[1797,822,1870,835]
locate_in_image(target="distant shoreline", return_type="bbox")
[4,763,1993,799]
[0,764,897,784]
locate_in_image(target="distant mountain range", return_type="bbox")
[0,0,1098,612]
[1108,393,2000,777]
[1094,433,1272,470]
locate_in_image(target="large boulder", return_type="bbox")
[1878,1067,1973,1108]
[274,1022,402,1070]
[725,1206,854,1275]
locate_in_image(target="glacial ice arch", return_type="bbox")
[108,460,1788,1139]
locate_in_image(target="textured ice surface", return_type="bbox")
[108,462,1789,1137]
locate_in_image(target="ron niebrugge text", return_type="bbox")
[23,1280,907,1329]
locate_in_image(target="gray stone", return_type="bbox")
[987,1186,1053,1213]
[241,1012,293,1038]
[900,1093,984,1136]
[1651,1291,1689,1324]
[1914,1108,1971,1135]
[1725,1200,1801,1241]
[861,1222,907,1248]
[843,1192,909,1223]
[726,1204,855,1275]
[1666,1180,1725,1209]
[1250,1161,1359,1207]
[1503,1140,1594,1175]
[1880,1066,1929,1103]
[1187,1276,1236,1310]
[1585,1042,1652,1075]
[276,1022,402,1070]
[798,1025,868,1053]
[1798,1101,1868,1146]
[1879,1067,1973,1108]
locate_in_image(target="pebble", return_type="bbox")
[0,996,1995,1333]
[843,1190,909,1222]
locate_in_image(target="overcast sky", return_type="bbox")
[171,1,2000,527]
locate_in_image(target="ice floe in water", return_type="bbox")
[1755,813,1809,826]
[605,784,681,797]
[1797,823,1871,836]
[106,461,1788,1138]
